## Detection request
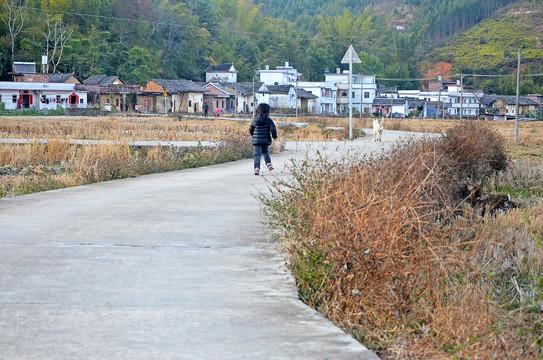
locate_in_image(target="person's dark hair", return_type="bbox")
[255,103,270,118]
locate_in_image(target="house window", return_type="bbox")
[189,100,192,107]
[80,98,84,104]
[364,92,370,99]
[12,95,17,103]
[352,92,355,98]
[216,101,219,108]
[274,82,279,85]
[116,99,119,106]
[222,101,224,108]
[342,91,347,97]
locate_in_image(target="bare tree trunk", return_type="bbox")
[1,0,28,68]
[47,18,74,73]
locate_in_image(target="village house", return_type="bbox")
[482,95,539,120]
[259,62,302,86]
[296,88,318,114]
[0,81,88,110]
[372,97,409,117]
[296,81,337,115]
[80,75,138,111]
[267,85,297,110]
[203,83,236,114]
[206,63,238,83]
[324,69,377,115]
[224,82,254,113]
[140,79,208,114]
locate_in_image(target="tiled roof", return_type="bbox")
[49,73,81,83]
[296,88,318,99]
[153,79,208,93]
[204,82,236,96]
[206,63,236,73]
[83,75,124,86]
[267,85,292,94]
[483,95,538,106]
[373,98,407,106]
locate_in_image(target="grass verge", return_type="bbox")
[0,135,255,198]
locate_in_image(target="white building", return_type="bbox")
[267,85,296,109]
[296,81,337,115]
[259,62,301,86]
[206,63,238,83]
[325,70,377,115]
[0,81,88,110]
[447,83,483,118]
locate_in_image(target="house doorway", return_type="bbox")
[69,94,78,106]
[21,94,31,108]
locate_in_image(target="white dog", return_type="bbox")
[373,117,384,142]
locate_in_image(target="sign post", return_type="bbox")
[341,45,361,140]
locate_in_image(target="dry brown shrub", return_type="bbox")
[262,121,542,358]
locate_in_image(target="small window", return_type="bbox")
[12,95,17,103]
[352,92,355,98]
[364,92,369,99]
[80,98,84,104]
[189,100,192,107]
[274,82,279,85]
[216,101,219,108]
[222,101,224,108]
[116,99,119,106]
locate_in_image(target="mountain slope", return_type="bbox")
[424,1,543,93]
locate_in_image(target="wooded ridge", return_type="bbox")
[0,0,541,94]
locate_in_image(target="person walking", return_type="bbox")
[203,103,209,117]
[249,103,277,176]
[216,107,221,117]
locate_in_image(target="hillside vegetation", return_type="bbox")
[1,0,540,93]
[427,1,543,94]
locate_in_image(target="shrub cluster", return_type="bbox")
[261,122,542,359]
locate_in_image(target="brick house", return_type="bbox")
[140,79,208,114]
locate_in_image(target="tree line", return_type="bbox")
[0,0,540,94]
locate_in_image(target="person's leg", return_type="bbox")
[253,145,262,170]
[262,145,272,169]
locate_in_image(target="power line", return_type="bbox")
[26,6,452,57]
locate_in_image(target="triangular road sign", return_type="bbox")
[341,45,361,64]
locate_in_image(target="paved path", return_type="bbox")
[0,130,418,359]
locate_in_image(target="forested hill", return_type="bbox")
[255,0,519,43]
[0,0,541,94]
[425,2,543,95]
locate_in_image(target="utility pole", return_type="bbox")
[515,49,521,143]
[360,74,363,121]
[460,74,464,120]
[295,78,298,118]
[436,75,442,121]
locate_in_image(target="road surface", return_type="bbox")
[0,130,418,359]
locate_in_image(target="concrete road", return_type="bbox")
[0,130,417,359]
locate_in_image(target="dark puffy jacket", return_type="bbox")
[249,114,278,145]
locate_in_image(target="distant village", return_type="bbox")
[1,61,541,120]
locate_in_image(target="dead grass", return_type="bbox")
[260,121,543,359]
[0,135,253,198]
